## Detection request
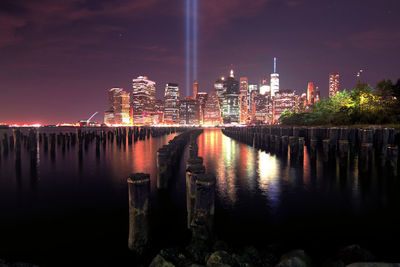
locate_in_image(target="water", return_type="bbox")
[0,128,399,266]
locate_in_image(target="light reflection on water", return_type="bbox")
[0,128,400,264]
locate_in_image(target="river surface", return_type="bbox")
[0,128,399,266]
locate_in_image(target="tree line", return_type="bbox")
[280,79,400,126]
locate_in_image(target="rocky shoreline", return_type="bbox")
[148,243,400,267]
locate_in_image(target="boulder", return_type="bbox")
[337,245,376,265]
[232,246,262,267]
[159,248,192,267]
[275,250,312,267]
[186,238,210,264]
[149,254,176,267]
[206,250,239,267]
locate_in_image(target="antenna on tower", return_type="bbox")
[274,57,277,73]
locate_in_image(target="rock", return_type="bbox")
[322,260,345,267]
[186,238,210,264]
[206,250,239,267]
[149,254,176,267]
[346,263,400,267]
[337,245,376,265]
[275,250,312,267]
[232,246,262,267]
[159,248,192,267]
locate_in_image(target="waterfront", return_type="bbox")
[0,128,400,266]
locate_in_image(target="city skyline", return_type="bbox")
[1,0,400,124]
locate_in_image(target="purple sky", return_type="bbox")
[1,0,400,124]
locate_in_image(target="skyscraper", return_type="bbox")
[222,69,240,124]
[203,91,221,125]
[104,88,130,125]
[193,81,199,99]
[270,57,279,96]
[179,98,200,125]
[253,92,267,123]
[273,89,296,122]
[248,84,258,118]
[239,77,249,123]
[315,86,320,103]
[131,76,156,124]
[214,77,225,113]
[164,83,180,124]
[196,92,208,123]
[307,82,315,105]
[329,72,340,97]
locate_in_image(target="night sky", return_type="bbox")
[1,0,400,124]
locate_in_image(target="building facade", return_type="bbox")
[329,72,340,97]
[203,91,221,125]
[179,98,200,125]
[196,92,208,123]
[270,57,279,97]
[131,76,156,124]
[164,83,180,124]
[239,77,249,123]
[222,70,240,124]
[104,88,130,125]
[307,82,315,105]
[273,89,296,122]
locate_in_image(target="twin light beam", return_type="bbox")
[186,0,198,97]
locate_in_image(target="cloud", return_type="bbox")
[0,0,164,48]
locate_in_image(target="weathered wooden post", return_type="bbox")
[156,146,170,189]
[289,136,298,158]
[387,146,398,177]
[191,173,216,242]
[128,173,150,254]
[186,162,205,229]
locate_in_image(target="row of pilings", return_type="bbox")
[185,133,216,263]
[222,126,399,176]
[0,127,184,162]
[127,129,205,255]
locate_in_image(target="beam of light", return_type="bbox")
[186,0,191,97]
[192,0,198,82]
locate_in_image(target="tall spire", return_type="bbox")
[274,57,277,73]
[230,69,234,78]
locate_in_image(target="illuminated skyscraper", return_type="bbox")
[203,91,221,125]
[196,92,208,123]
[329,72,340,97]
[248,84,258,118]
[307,82,315,105]
[104,88,130,125]
[131,76,156,124]
[260,84,271,95]
[214,77,225,113]
[153,99,165,124]
[270,57,279,96]
[193,81,199,99]
[164,83,180,124]
[315,86,320,103]
[222,69,240,124]
[253,92,267,123]
[239,77,249,123]
[179,98,200,125]
[273,89,296,122]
